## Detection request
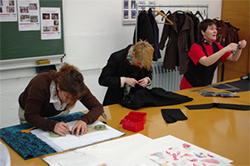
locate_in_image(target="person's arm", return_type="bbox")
[78,84,104,124]
[73,85,103,136]
[24,83,57,132]
[99,53,122,88]
[226,40,247,61]
[199,43,239,66]
[137,67,152,87]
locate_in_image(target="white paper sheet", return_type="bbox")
[76,133,154,166]
[31,120,125,152]
[43,151,105,166]
[43,133,154,166]
[43,134,233,166]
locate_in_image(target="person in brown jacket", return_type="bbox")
[18,63,104,136]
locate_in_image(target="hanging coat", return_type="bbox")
[186,12,200,42]
[213,19,228,47]
[147,8,161,61]
[225,22,239,45]
[159,11,195,75]
[133,10,154,45]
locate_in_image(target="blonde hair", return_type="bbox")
[133,40,154,70]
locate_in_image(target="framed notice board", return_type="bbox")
[0,0,64,61]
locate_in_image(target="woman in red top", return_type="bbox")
[180,19,247,90]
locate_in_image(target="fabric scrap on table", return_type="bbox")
[161,109,188,123]
[185,103,250,111]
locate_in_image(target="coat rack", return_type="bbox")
[134,4,209,42]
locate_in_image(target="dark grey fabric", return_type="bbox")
[161,109,188,123]
[185,103,250,111]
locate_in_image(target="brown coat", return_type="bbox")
[213,19,228,47]
[226,23,239,45]
[159,11,195,74]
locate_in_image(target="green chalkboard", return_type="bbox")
[0,0,64,60]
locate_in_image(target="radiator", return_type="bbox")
[148,62,183,91]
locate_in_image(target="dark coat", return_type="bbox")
[133,10,154,45]
[99,45,152,106]
[147,8,161,61]
[186,12,200,42]
[159,11,195,74]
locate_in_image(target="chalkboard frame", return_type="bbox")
[0,0,64,61]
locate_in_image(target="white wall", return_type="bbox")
[0,0,222,128]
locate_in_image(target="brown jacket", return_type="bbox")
[19,72,103,131]
[213,19,228,47]
[159,11,195,74]
[226,23,239,45]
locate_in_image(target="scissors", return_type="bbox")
[21,126,36,134]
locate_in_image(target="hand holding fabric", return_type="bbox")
[225,43,238,52]
[125,77,138,87]
[138,77,149,87]
[238,40,247,49]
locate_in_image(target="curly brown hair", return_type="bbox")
[50,63,85,108]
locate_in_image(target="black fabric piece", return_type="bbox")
[119,87,193,110]
[216,103,250,110]
[185,103,250,111]
[185,103,214,110]
[184,41,219,87]
[213,79,250,92]
[161,109,188,123]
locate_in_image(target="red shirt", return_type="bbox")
[180,41,231,90]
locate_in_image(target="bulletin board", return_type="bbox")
[0,0,64,60]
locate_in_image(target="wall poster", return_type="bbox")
[0,0,17,22]
[17,0,40,31]
[122,0,157,25]
[40,7,61,40]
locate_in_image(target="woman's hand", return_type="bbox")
[224,43,238,52]
[125,77,138,87]
[238,40,247,49]
[54,122,70,136]
[71,120,87,136]
[138,77,149,87]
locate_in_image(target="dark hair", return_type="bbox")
[198,18,217,41]
[50,63,85,107]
